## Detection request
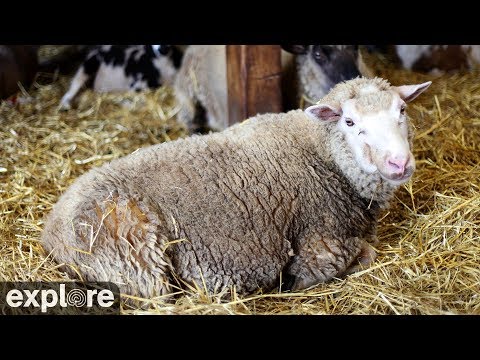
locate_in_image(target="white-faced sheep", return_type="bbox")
[41,77,431,298]
[173,45,371,132]
[59,45,183,109]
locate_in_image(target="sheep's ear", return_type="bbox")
[392,81,432,102]
[281,45,309,55]
[305,104,342,122]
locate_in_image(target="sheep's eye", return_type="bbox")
[312,46,329,62]
[345,118,355,127]
[400,105,406,115]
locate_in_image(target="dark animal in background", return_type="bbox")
[38,45,90,75]
[59,45,183,109]
[281,45,371,109]
[0,45,39,100]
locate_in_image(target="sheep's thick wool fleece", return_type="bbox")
[42,109,396,297]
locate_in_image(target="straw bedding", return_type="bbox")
[0,48,478,314]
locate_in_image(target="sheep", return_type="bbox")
[173,45,370,133]
[41,77,431,298]
[0,45,39,100]
[59,45,184,109]
[281,45,375,109]
[173,45,227,132]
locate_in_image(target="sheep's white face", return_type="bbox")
[305,81,432,185]
[339,93,414,184]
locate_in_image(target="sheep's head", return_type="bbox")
[282,45,361,94]
[305,78,431,185]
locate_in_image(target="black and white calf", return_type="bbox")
[59,45,183,109]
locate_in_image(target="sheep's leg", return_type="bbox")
[59,67,89,110]
[341,240,377,276]
[365,233,379,246]
[173,87,195,126]
[172,52,202,132]
[284,231,366,291]
[204,90,228,131]
[339,233,378,275]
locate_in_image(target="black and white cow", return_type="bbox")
[59,45,183,109]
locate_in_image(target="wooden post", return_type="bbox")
[226,45,282,126]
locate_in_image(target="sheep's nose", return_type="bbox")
[386,157,408,175]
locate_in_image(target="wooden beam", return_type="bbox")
[226,45,282,126]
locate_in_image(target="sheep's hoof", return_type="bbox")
[366,234,379,246]
[58,102,71,111]
[281,272,296,292]
[343,242,377,276]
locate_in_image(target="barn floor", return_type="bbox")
[0,49,479,314]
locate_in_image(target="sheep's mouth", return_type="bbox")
[379,167,414,185]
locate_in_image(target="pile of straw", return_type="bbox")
[0,49,478,314]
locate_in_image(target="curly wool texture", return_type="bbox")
[42,83,405,297]
[318,77,391,108]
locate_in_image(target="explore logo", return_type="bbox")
[0,282,120,315]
